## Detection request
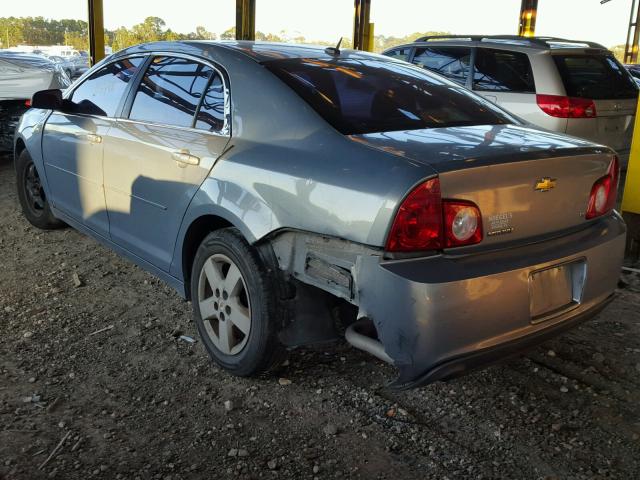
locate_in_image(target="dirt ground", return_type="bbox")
[1,153,640,480]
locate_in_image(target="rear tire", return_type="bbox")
[191,228,285,377]
[15,150,65,230]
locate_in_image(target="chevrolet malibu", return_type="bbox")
[14,41,625,389]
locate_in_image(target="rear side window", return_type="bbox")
[384,47,412,62]
[552,54,638,100]
[194,73,226,132]
[412,46,471,85]
[129,56,213,127]
[264,57,515,135]
[473,48,535,93]
[71,57,143,116]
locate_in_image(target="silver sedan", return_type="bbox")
[15,41,625,389]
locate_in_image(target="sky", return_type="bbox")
[1,0,633,48]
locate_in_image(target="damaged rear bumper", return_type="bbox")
[395,293,613,389]
[356,213,626,389]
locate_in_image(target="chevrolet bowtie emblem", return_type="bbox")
[534,177,557,192]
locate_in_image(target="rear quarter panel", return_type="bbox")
[170,45,437,280]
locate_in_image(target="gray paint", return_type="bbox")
[15,41,626,387]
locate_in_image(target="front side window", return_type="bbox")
[70,57,144,116]
[129,56,213,127]
[412,46,471,85]
[264,57,515,135]
[473,48,535,93]
[384,47,412,62]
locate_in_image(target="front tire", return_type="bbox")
[15,150,65,230]
[191,228,285,377]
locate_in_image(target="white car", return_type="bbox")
[0,51,70,150]
[383,35,638,167]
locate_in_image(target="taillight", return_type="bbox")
[24,99,31,108]
[586,156,619,219]
[443,201,483,247]
[536,94,597,118]
[386,178,442,252]
[386,178,483,252]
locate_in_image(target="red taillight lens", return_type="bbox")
[536,94,597,118]
[443,201,483,247]
[586,156,619,219]
[24,99,31,107]
[386,178,483,252]
[386,178,442,252]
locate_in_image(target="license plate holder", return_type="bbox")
[529,260,586,324]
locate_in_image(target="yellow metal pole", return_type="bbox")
[518,0,538,37]
[366,23,375,52]
[353,0,371,51]
[621,96,640,258]
[235,0,256,41]
[87,0,105,65]
[622,96,640,214]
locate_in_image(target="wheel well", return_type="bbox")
[182,215,233,298]
[14,138,26,159]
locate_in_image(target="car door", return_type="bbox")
[472,48,537,119]
[41,57,144,236]
[102,55,230,272]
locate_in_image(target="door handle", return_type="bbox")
[87,133,102,144]
[172,151,200,167]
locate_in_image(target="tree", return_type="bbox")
[112,26,137,52]
[220,27,235,40]
[610,44,625,63]
[195,26,215,40]
[132,16,166,43]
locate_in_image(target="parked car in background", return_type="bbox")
[625,64,640,87]
[48,55,76,78]
[384,36,638,167]
[14,41,625,389]
[71,51,90,76]
[0,51,70,151]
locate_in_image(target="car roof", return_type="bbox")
[386,35,610,55]
[114,40,384,63]
[0,51,54,68]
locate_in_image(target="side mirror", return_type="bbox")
[31,89,63,110]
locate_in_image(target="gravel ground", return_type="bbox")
[1,153,640,480]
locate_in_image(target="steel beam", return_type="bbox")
[87,0,105,65]
[518,0,538,37]
[236,0,256,41]
[625,0,640,63]
[353,0,372,51]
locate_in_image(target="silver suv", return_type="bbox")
[383,35,638,166]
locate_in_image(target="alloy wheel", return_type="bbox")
[198,253,252,355]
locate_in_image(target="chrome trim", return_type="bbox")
[113,116,230,139]
[64,51,232,137]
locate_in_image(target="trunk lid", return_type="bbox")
[350,124,616,247]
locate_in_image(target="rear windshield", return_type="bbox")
[264,57,515,135]
[552,54,638,100]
